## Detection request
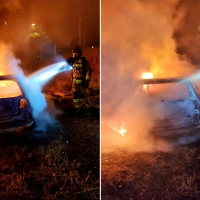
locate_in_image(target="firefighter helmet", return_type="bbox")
[72,46,82,57]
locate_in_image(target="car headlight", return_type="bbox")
[20,98,29,108]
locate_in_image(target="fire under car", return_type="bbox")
[134,76,200,138]
[0,74,34,134]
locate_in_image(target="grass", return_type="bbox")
[0,48,100,199]
[101,142,200,200]
[0,116,99,199]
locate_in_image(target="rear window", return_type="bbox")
[135,82,191,101]
[0,80,22,98]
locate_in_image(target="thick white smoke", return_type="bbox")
[0,42,61,130]
[101,0,198,152]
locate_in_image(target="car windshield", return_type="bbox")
[0,80,22,98]
[135,81,191,101]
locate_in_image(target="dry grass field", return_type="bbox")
[101,135,200,200]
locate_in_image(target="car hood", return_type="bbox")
[0,96,20,117]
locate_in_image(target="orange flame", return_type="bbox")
[142,72,154,92]
[0,71,14,88]
[0,71,4,75]
[109,122,127,136]
[0,81,12,87]
[0,80,22,98]
[142,72,153,79]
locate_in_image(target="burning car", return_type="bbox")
[0,74,34,134]
[134,76,200,138]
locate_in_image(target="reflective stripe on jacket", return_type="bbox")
[73,79,82,83]
[73,63,82,68]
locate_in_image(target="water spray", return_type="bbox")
[28,61,72,87]
[16,60,72,121]
[0,42,75,131]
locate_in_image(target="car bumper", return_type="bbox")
[0,120,34,133]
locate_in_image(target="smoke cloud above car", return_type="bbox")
[101,0,199,152]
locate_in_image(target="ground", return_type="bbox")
[101,134,200,200]
[0,90,99,200]
[0,48,100,199]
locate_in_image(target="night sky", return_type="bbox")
[0,0,100,52]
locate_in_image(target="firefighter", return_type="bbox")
[67,46,92,109]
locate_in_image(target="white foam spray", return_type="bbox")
[0,42,64,131]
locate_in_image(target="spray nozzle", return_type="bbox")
[59,61,73,72]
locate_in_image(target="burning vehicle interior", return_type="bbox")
[0,75,34,134]
[134,76,200,138]
[0,79,22,98]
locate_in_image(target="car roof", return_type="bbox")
[0,74,17,80]
[135,76,188,85]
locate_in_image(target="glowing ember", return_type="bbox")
[142,72,153,79]
[109,122,127,136]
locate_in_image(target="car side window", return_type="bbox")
[134,82,190,101]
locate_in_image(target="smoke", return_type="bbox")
[173,0,200,64]
[0,0,99,53]
[0,0,21,12]
[101,93,174,153]
[0,42,62,130]
[33,94,63,131]
[101,0,198,152]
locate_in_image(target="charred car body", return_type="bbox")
[134,76,200,138]
[0,74,34,133]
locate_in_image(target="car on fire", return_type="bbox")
[0,74,34,134]
[134,76,200,138]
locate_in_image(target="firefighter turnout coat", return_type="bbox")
[67,56,92,108]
